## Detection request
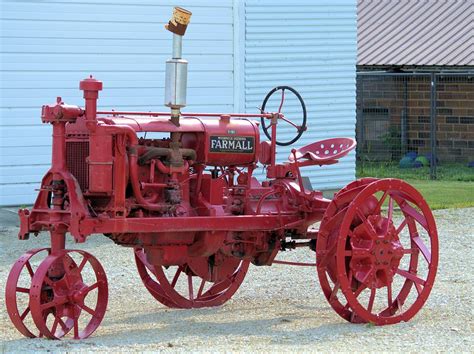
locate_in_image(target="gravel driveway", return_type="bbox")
[1,207,473,352]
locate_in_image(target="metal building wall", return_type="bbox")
[243,0,357,190]
[0,0,235,206]
[0,0,357,205]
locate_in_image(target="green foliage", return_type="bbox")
[380,126,402,160]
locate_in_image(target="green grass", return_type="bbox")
[357,162,474,181]
[406,180,474,210]
[356,162,474,209]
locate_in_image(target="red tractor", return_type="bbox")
[6,7,438,339]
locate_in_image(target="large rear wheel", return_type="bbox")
[317,178,438,324]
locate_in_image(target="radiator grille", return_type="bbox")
[66,141,89,191]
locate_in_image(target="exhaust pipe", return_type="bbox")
[164,7,192,126]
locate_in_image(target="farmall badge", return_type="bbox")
[210,136,254,153]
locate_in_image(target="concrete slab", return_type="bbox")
[0,208,20,228]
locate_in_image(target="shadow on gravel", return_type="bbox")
[90,307,376,347]
[97,319,369,346]
[1,308,374,350]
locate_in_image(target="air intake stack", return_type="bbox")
[164,7,192,125]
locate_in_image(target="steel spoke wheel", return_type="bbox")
[260,86,307,146]
[147,251,249,309]
[317,178,438,325]
[134,248,180,308]
[6,248,52,338]
[29,250,108,339]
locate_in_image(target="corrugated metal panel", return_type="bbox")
[0,0,235,206]
[244,0,357,190]
[358,0,474,66]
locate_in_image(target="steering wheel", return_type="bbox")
[260,86,307,146]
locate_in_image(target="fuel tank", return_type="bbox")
[181,116,260,166]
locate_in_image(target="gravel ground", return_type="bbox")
[1,207,473,352]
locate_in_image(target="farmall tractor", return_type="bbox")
[6,7,438,339]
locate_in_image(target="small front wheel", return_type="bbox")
[29,250,108,339]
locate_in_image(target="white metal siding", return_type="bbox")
[0,0,235,205]
[0,0,357,206]
[244,0,357,190]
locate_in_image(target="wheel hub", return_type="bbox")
[350,214,403,289]
[70,285,87,304]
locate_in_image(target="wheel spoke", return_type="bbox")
[197,279,206,298]
[51,317,59,336]
[84,282,100,294]
[399,202,429,231]
[57,317,68,333]
[187,274,194,301]
[16,287,30,294]
[41,301,57,311]
[396,269,426,286]
[170,267,182,288]
[200,275,233,298]
[25,261,34,278]
[414,282,423,295]
[356,209,378,239]
[200,266,243,300]
[350,248,372,258]
[329,282,340,302]
[387,283,393,307]
[353,283,367,298]
[386,197,394,225]
[73,317,79,339]
[396,218,408,235]
[374,191,389,213]
[412,235,432,263]
[78,255,89,272]
[401,248,419,255]
[20,306,30,321]
[367,288,376,313]
[137,250,156,275]
[79,303,97,317]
